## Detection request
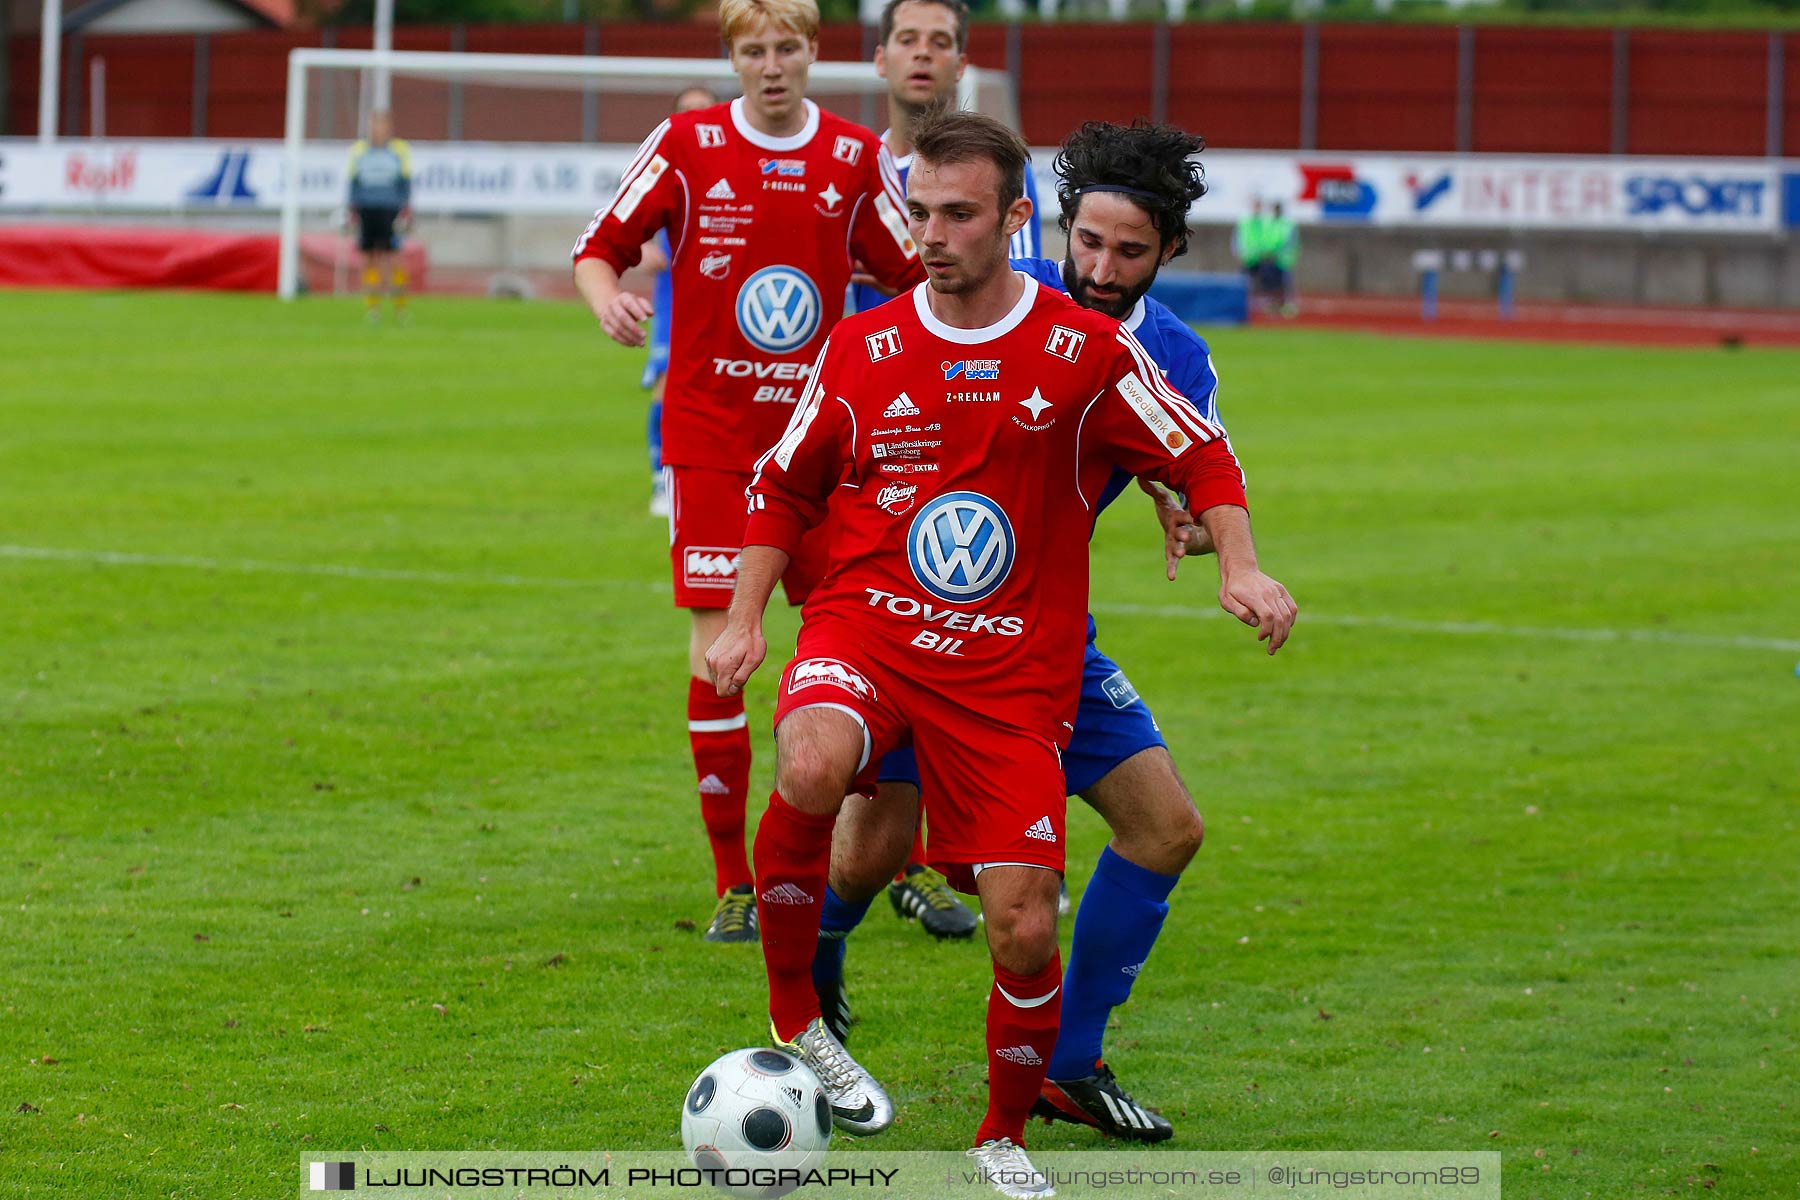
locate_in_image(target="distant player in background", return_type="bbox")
[1233,195,1268,302]
[347,110,412,322]
[639,85,722,518]
[1266,200,1299,317]
[814,120,1239,1142]
[572,0,923,944]
[839,0,1040,940]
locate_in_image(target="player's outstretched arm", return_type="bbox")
[1196,503,1297,655]
[574,257,654,348]
[1137,478,1215,581]
[705,545,792,698]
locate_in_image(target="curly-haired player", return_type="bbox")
[808,119,1249,1144]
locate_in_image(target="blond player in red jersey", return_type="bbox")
[572,0,924,944]
[707,110,1295,1197]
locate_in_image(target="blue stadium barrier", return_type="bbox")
[1148,271,1249,326]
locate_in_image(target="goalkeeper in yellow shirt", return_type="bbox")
[347,110,413,321]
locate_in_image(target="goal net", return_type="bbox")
[279,48,1017,299]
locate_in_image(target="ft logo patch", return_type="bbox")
[1045,326,1085,363]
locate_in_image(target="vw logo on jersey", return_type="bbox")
[735,266,822,355]
[907,491,1016,605]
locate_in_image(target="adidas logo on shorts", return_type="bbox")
[698,774,730,796]
[996,1044,1043,1066]
[706,178,736,200]
[882,392,920,418]
[759,883,815,905]
[1023,816,1057,843]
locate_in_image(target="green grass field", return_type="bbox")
[1,291,1795,1199]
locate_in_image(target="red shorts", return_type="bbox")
[772,621,1067,894]
[666,465,828,610]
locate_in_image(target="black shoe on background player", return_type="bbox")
[1033,1062,1174,1142]
[703,885,758,943]
[888,864,978,940]
[813,968,853,1044]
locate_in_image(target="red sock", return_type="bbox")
[688,677,751,895]
[977,953,1063,1147]
[752,790,835,1042]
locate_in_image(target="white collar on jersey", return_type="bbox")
[879,129,915,173]
[912,270,1037,345]
[1123,295,1147,334]
[729,97,821,151]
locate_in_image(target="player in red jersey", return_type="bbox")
[707,110,1295,1195]
[571,0,924,944]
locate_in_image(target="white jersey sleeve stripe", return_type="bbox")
[876,143,905,204]
[571,119,672,258]
[872,145,917,258]
[1117,329,1225,443]
[752,339,834,483]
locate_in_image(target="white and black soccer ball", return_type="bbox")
[681,1047,831,1199]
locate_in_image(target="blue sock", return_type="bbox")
[1045,845,1179,1081]
[647,400,663,473]
[811,885,873,989]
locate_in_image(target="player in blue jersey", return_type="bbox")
[841,0,1045,940]
[813,119,1228,1142]
[638,86,719,517]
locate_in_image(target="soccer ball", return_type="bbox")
[681,1047,832,1199]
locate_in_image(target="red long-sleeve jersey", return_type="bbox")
[573,98,925,473]
[747,275,1249,745]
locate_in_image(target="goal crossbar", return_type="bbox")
[279,47,996,298]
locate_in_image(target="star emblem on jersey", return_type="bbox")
[705,178,736,201]
[907,492,1016,605]
[1018,389,1053,420]
[1024,816,1057,843]
[817,183,843,209]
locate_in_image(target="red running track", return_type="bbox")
[1267,294,1800,349]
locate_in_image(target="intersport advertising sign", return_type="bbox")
[1196,154,1787,234]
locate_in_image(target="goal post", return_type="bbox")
[278,47,1013,299]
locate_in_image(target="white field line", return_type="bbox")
[1090,601,1800,655]
[0,542,660,593]
[4,543,1794,654]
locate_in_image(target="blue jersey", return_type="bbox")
[851,145,1042,313]
[641,230,675,389]
[1011,256,1223,517]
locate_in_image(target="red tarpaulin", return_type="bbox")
[0,226,427,294]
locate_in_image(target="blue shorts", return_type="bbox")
[878,631,1164,797]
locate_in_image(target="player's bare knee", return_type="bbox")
[979,875,1060,974]
[773,735,858,815]
[774,748,848,813]
[985,906,1059,975]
